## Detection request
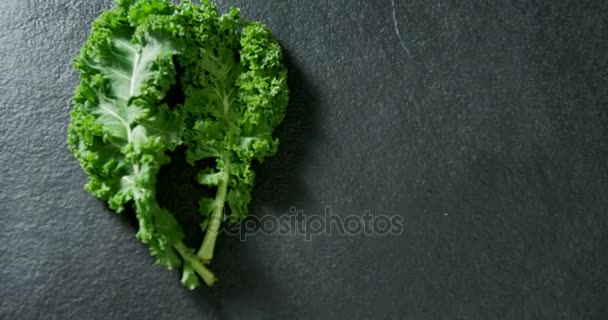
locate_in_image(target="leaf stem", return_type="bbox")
[174,241,217,286]
[197,158,230,262]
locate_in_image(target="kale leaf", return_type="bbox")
[68,0,288,289]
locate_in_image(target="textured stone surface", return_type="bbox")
[1,0,607,319]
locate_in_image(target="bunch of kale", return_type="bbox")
[68,0,288,288]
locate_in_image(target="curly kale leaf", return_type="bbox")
[178,6,289,262]
[68,0,288,289]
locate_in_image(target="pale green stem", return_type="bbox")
[197,158,230,262]
[174,241,217,286]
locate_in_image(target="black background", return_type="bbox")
[1,0,607,319]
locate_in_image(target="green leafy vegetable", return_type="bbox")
[68,0,288,289]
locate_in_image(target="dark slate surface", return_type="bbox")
[1,0,607,319]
